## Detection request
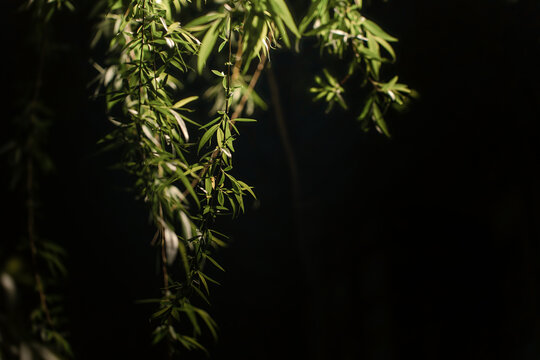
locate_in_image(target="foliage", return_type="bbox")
[2,0,412,357]
[301,0,413,136]
[1,1,73,359]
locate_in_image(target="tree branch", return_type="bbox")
[231,52,267,121]
[181,53,268,201]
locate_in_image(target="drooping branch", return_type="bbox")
[231,35,244,83]
[230,52,267,121]
[181,53,268,201]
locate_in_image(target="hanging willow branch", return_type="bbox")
[91,0,412,355]
[0,0,413,356]
[92,0,274,355]
[301,0,414,136]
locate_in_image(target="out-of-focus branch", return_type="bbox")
[266,64,300,207]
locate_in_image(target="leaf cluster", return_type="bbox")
[93,0,264,355]
[301,0,413,136]
[89,0,414,355]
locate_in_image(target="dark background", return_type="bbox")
[3,0,539,359]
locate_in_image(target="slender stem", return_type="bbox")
[137,0,147,120]
[181,54,267,200]
[161,238,169,294]
[158,206,169,288]
[225,14,232,116]
[340,73,352,85]
[231,35,244,83]
[230,52,267,121]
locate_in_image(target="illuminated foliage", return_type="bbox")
[2,0,411,357]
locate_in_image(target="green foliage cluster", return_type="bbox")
[92,0,265,354]
[92,0,411,354]
[3,0,412,357]
[302,0,412,136]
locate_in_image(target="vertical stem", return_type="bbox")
[161,239,169,292]
[230,53,267,121]
[159,205,169,293]
[180,53,267,201]
[137,0,147,127]
[231,35,243,83]
[225,13,232,117]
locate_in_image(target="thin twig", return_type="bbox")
[231,35,243,83]
[159,205,169,293]
[225,15,233,116]
[181,53,267,200]
[137,0,147,124]
[340,72,352,85]
[230,52,267,121]
[161,242,169,289]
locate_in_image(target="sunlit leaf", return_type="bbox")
[197,20,221,74]
[173,96,198,109]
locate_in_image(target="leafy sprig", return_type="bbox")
[93,0,412,355]
[300,0,413,136]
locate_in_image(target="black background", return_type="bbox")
[3,0,539,359]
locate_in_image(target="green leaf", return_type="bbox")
[170,109,189,141]
[175,170,200,208]
[216,128,224,146]
[197,271,209,294]
[372,102,390,137]
[367,32,381,78]
[178,335,208,353]
[363,19,398,42]
[198,123,219,153]
[358,96,374,120]
[237,180,256,199]
[182,304,202,335]
[322,69,338,87]
[373,36,396,61]
[185,12,224,30]
[204,253,225,272]
[299,0,329,34]
[211,69,225,77]
[197,20,221,74]
[267,0,301,38]
[357,44,382,61]
[173,96,198,109]
[200,271,221,285]
[193,307,218,340]
[151,305,171,319]
[218,39,227,52]
[380,76,399,92]
[192,285,211,305]
[233,118,257,123]
[273,16,291,48]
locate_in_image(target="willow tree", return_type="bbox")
[2,0,412,358]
